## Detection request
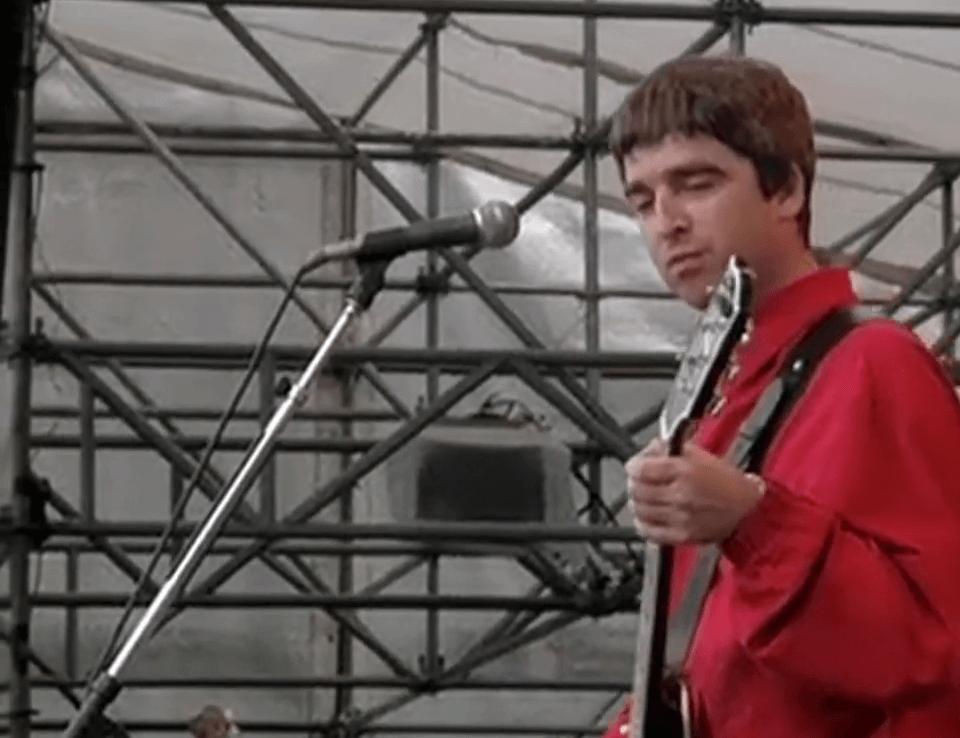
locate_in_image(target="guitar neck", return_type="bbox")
[629,420,687,738]
[630,541,674,738]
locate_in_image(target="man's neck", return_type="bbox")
[750,242,820,310]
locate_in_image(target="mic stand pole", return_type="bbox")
[61,259,390,738]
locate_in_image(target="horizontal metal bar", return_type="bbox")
[60,1,960,26]
[817,146,960,163]
[0,592,634,611]
[30,271,922,309]
[760,6,960,27]
[38,539,529,557]
[36,340,679,376]
[44,0,674,20]
[2,720,605,735]
[32,270,675,300]
[30,433,370,452]
[35,520,641,542]
[36,120,960,163]
[36,137,424,160]
[36,121,578,149]
[32,403,400,423]
[3,675,628,691]
[42,362,664,384]
[29,433,628,456]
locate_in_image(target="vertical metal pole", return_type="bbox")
[258,350,277,521]
[423,552,441,674]
[5,6,37,738]
[729,3,746,55]
[79,384,95,519]
[942,176,956,355]
[583,1,603,523]
[65,547,79,681]
[75,382,93,685]
[425,13,442,403]
[334,161,358,718]
[423,11,443,676]
[169,468,184,563]
[334,384,356,717]
[0,0,34,321]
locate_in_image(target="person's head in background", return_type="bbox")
[187,705,238,738]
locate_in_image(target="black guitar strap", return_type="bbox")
[664,306,876,670]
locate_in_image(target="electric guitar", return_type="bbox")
[628,257,754,738]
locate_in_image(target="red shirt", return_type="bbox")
[605,268,960,738]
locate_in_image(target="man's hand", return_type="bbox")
[625,439,765,545]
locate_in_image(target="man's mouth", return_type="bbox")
[667,250,703,272]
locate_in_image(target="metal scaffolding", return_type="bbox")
[3,0,960,736]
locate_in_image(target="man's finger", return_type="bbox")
[624,438,667,476]
[634,455,680,484]
[644,438,667,457]
[628,475,675,507]
[633,501,674,527]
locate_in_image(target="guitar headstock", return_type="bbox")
[659,257,754,447]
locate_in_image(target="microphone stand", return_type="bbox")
[61,259,390,738]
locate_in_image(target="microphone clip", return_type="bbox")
[346,259,390,311]
[414,268,449,298]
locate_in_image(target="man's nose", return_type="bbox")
[650,193,689,241]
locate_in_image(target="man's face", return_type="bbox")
[621,134,781,310]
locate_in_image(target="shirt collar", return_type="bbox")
[737,267,858,374]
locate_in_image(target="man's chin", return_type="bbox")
[675,283,713,311]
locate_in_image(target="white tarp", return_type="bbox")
[39,0,960,301]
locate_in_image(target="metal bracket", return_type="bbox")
[715,0,764,29]
[1,472,52,550]
[414,268,451,298]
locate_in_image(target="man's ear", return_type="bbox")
[775,163,806,221]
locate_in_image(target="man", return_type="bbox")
[603,54,960,737]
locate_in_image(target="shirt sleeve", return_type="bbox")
[720,321,960,706]
[601,702,630,738]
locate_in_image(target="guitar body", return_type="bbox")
[627,258,754,738]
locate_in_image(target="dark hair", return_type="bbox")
[610,54,815,243]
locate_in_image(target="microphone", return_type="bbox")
[303,200,519,271]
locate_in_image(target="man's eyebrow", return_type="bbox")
[624,162,727,197]
[624,179,649,197]
[669,162,727,179]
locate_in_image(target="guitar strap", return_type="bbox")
[663,306,874,671]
